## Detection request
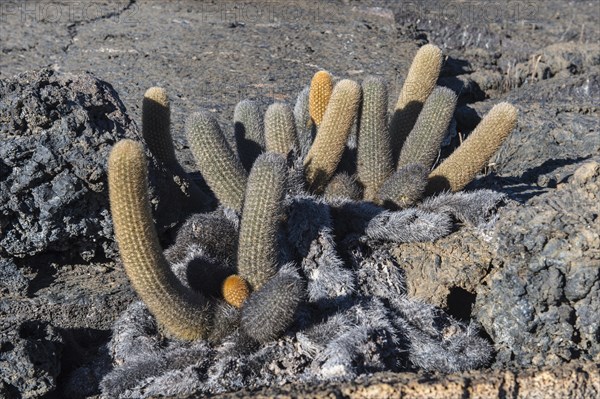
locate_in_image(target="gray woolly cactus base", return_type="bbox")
[92,190,505,398]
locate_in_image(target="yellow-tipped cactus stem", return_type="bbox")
[142,87,177,166]
[390,44,443,161]
[108,140,211,341]
[309,70,333,127]
[222,274,250,308]
[265,102,299,157]
[304,79,362,193]
[237,153,287,291]
[427,103,518,192]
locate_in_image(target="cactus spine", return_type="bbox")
[108,140,211,341]
[265,102,299,157]
[309,71,333,127]
[390,44,443,162]
[186,111,248,211]
[222,274,250,308]
[304,79,362,193]
[324,172,361,201]
[427,103,518,192]
[234,100,265,171]
[237,153,287,291]
[357,76,393,201]
[397,86,457,170]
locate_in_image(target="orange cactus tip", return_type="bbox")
[222,274,250,308]
[309,70,333,127]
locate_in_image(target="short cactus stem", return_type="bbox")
[222,274,250,308]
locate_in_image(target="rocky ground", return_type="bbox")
[1,0,599,398]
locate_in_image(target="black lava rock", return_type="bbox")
[0,321,64,398]
[0,68,200,262]
[475,160,600,367]
[0,258,28,296]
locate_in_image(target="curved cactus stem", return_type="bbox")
[397,86,457,170]
[357,76,393,201]
[427,102,518,193]
[108,139,212,341]
[390,44,443,164]
[304,79,362,193]
[186,111,248,211]
[237,153,287,291]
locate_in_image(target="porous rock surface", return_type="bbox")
[0,321,63,399]
[475,160,600,368]
[1,261,134,399]
[206,361,599,399]
[0,68,133,260]
[0,68,200,261]
[394,161,600,370]
[0,258,29,297]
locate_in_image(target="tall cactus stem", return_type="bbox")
[357,76,393,201]
[108,139,212,341]
[265,102,299,157]
[390,44,443,163]
[309,71,333,127]
[237,153,287,291]
[304,79,362,193]
[142,87,177,167]
[397,86,457,170]
[234,100,265,171]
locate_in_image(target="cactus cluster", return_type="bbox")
[102,44,518,397]
[109,138,302,343]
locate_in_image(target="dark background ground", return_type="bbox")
[1,0,599,398]
[2,0,597,169]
